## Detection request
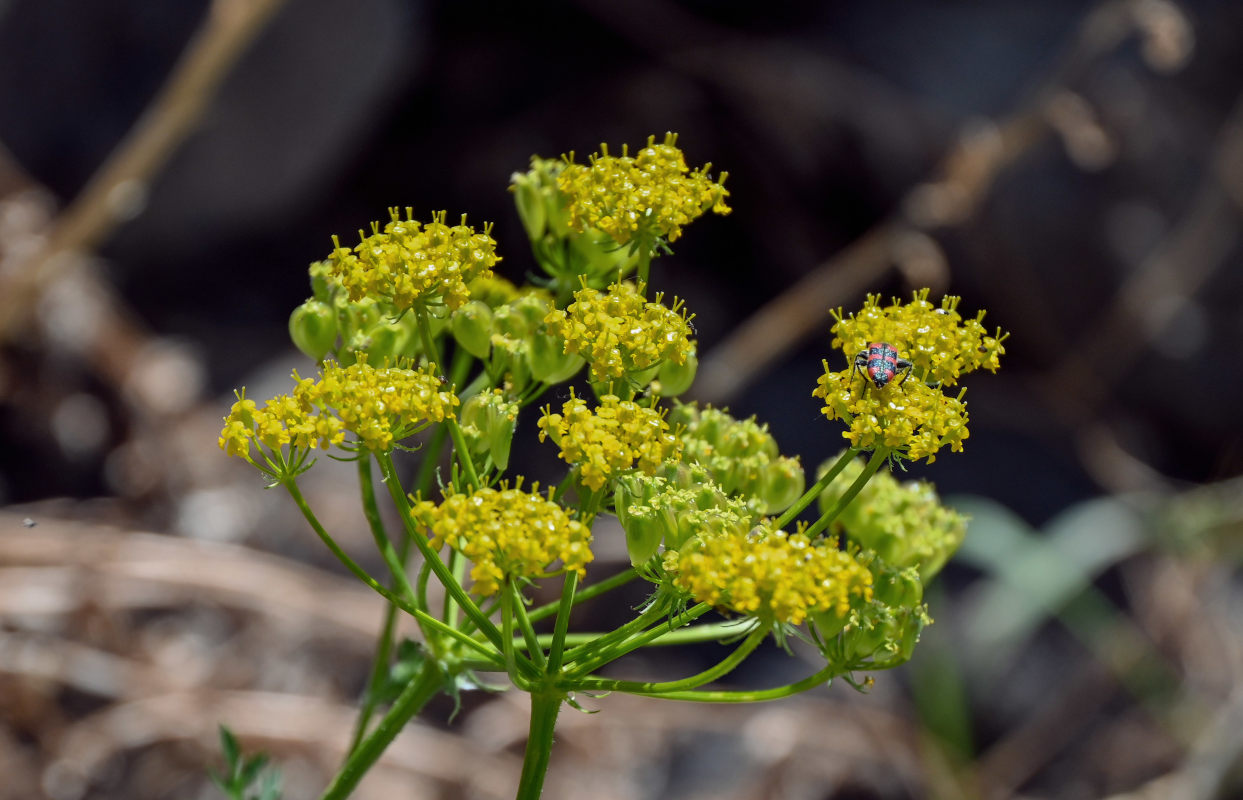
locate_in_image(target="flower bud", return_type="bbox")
[363,319,412,363]
[872,566,923,609]
[529,331,584,384]
[511,170,548,241]
[308,260,336,303]
[758,456,805,514]
[460,389,519,470]
[451,301,494,359]
[289,299,337,361]
[655,349,697,396]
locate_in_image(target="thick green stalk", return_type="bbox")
[515,690,562,800]
[319,663,443,800]
[804,446,889,539]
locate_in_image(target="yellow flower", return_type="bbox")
[557,133,730,246]
[220,359,459,471]
[830,289,1007,388]
[218,390,345,465]
[666,523,873,626]
[543,280,694,384]
[411,484,592,596]
[326,208,500,311]
[300,359,459,452]
[812,291,1005,463]
[538,392,682,491]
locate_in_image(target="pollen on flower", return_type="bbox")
[543,280,694,384]
[556,133,731,245]
[411,483,592,597]
[537,391,682,491]
[326,208,500,311]
[669,523,873,626]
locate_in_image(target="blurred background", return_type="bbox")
[2,0,1242,797]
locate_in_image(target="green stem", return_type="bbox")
[635,231,654,290]
[445,417,482,491]
[515,690,562,800]
[560,598,671,669]
[546,570,578,672]
[568,603,713,676]
[413,303,442,371]
[510,578,547,670]
[355,457,419,606]
[527,567,637,624]
[283,478,419,617]
[569,627,766,695]
[374,451,525,672]
[318,662,443,800]
[804,446,889,539]
[517,619,757,651]
[346,457,411,755]
[773,447,859,531]
[614,662,838,703]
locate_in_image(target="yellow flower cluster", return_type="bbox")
[411,484,592,597]
[327,208,500,311]
[543,281,694,383]
[300,360,459,451]
[818,454,967,580]
[830,289,1006,387]
[666,524,873,626]
[813,291,1006,463]
[538,393,682,490]
[218,390,345,462]
[219,360,458,463]
[556,133,731,245]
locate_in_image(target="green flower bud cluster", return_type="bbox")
[510,157,641,297]
[816,452,967,580]
[613,468,758,568]
[449,289,585,392]
[459,388,520,471]
[669,402,806,514]
[812,555,931,672]
[288,260,451,366]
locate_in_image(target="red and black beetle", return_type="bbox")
[852,342,914,391]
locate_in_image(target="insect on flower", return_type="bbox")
[852,342,913,391]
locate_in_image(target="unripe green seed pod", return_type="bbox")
[289,299,337,361]
[759,456,805,514]
[363,319,411,364]
[656,350,697,396]
[512,171,548,241]
[451,301,494,359]
[529,331,584,384]
[872,567,923,609]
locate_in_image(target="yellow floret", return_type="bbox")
[669,524,873,626]
[537,392,682,491]
[326,208,500,311]
[543,280,694,384]
[557,133,730,246]
[411,484,592,596]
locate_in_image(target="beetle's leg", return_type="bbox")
[896,359,914,386]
